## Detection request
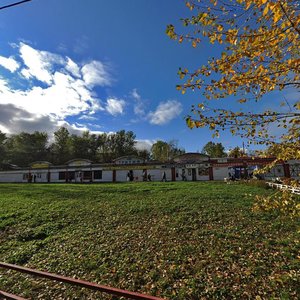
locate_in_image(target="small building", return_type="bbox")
[173,153,211,181]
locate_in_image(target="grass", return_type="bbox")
[0,182,299,299]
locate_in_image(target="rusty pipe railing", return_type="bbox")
[0,290,27,300]
[0,262,165,300]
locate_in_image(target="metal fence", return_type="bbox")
[0,262,165,300]
[266,182,300,195]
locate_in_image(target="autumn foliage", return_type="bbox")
[167,0,300,162]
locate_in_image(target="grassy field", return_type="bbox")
[0,182,299,299]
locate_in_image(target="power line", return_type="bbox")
[0,0,32,11]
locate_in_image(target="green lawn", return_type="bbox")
[0,182,299,299]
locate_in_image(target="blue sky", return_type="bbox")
[0,0,293,152]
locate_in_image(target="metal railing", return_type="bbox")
[0,262,165,300]
[0,290,26,300]
[266,182,300,195]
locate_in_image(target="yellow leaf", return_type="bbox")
[263,5,269,16]
[186,118,195,129]
[245,2,251,10]
[274,11,281,23]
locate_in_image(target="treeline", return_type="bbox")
[0,127,252,168]
[0,127,185,168]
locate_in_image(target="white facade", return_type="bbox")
[213,167,229,181]
[0,156,299,184]
[0,171,24,183]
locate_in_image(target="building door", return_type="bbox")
[171,167,176,181]
[192,168,197,181]
[75,171,82,183]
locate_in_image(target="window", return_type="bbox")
[290,165,300,177]
[94,170,102,180]
[198,168,209,176]
[83,171,92,180]
[68,171,75,180]
[59,172,66,180]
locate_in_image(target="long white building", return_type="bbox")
[0,153,299,183]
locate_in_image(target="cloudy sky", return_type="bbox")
[0,0,290,151]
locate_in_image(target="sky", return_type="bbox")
[0,0,295,152]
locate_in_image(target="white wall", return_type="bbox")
[0,171,24,182]
[213,167,228,181]
[97,170,112,182]
[31,170,49,183]
[146,169,162,182]
[50,169,60,182]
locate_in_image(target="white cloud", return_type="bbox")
[148,100,183,125]
[135,139,155,151]
[0,103,58,134]
[0,71,102,119]
[0,55,20,72]
[73,36,89,54]
[131,88,141,101]
[106,98,126,116]
[131,88,146,116]
[81,61,112,88]
[0,42,114,136]
[79,115,97,121]
[19,42,65,84]
[0,124,9,133]
[66,57,81,78]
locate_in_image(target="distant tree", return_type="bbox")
[168,139,186,158]
[96,133,111,162]
[88,133,100,161]
[0,131,7,162]
[136,149,151,161]
[70,131,97,160]
[6,131,49,166]
[50,127,72,164]
[151,140,185,161]
[228,146,244,158]
[108,130,136,160]
[49,129,137,163]
[151,141,170,162]
[201,141,227,158]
